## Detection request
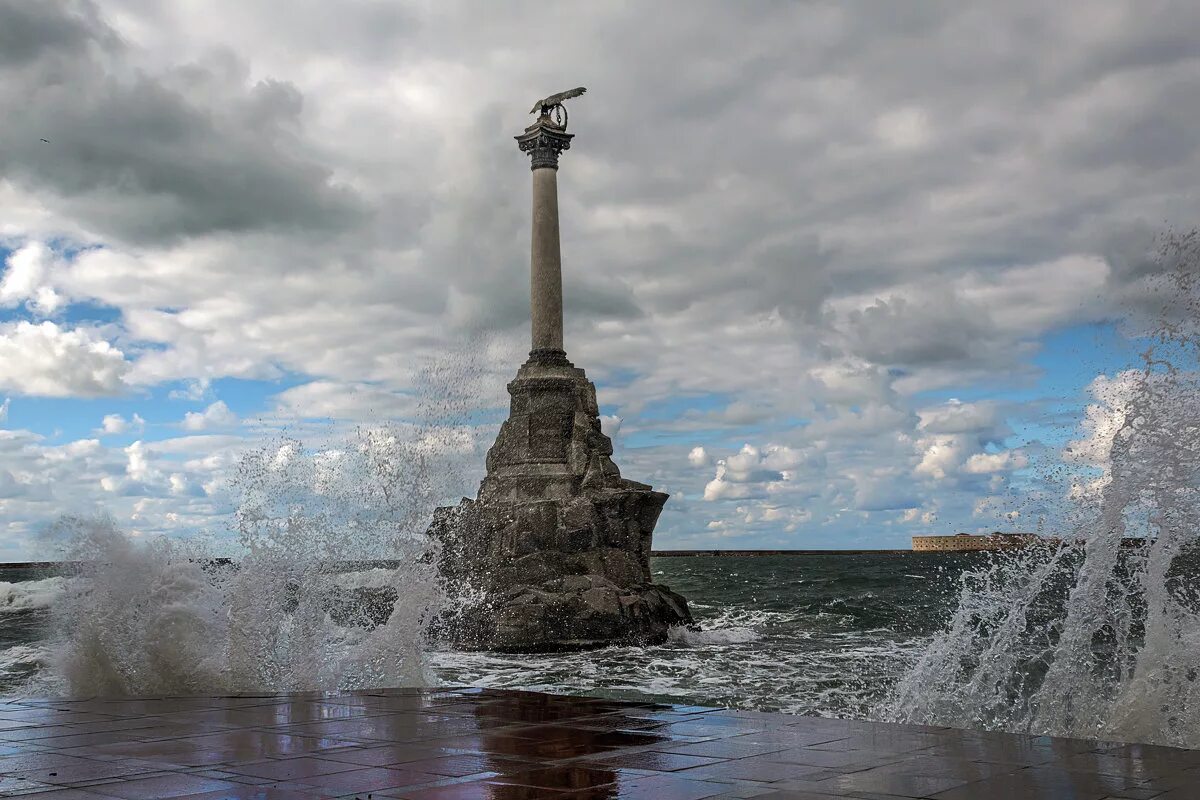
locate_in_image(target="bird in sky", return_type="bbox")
[40,138,49,143]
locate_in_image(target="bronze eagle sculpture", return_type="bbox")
[530,87,587,115]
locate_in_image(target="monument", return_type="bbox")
[429,89,693,652]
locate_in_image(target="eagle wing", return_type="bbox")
[530,86,587,113]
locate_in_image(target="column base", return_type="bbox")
[527,348,573,367]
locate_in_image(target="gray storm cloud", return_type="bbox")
[0,0,1198,549]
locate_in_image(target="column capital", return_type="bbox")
[515,115,574,170]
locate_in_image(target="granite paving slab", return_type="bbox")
[0,687,1193,798]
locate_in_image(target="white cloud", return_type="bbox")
[704,463,760,501]
[958,255,1109,334]
[0,321,128,397]
[687,446,710,467]
[182,401,238,431]
[272,381,415,420]
[1065,371,1138,468]
[98,413,145,435]
[720,444,783,483]
[0,413,245,550]
[169,378,212,402]
[964,449,1029,474]
[809,361,893,405]
[900,506,938,525]
[917,399,999,435]
[806,403,912,438]
[1,242,64,315]
[743,504,813,532]
[912,390,1023,484]
[972,496,1021,522]
[701,444,814,501]
[125,440,152,482]
[599,415,623,441]
[914,435,968,481]
[850,468,919,512]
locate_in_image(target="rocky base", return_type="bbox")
[441,576,692,653]
[428,349,693,653]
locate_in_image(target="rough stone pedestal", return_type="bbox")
[428,350,692,652]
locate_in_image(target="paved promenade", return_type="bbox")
[0,687,1193,799]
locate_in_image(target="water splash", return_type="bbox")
[889,232,1200,747]
[26,335,506,697]
[32,422,462,697]
[35,422,465,695]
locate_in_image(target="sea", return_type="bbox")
[0,552,963,714]
[431,552,956,717]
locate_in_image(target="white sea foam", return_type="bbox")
[0,577,72,611]
[0,644,50,674]
[668,624,760,645]
[690,604,802,628]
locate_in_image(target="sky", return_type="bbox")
[1,0,1198,559]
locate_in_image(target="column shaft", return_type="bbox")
[530,167,564,353]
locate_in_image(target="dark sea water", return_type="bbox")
[430,553,967,716]
[0,564,66,691]
[0,554,965,715]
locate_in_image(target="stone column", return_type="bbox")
[530,167,563,354]
[516,116,574,362]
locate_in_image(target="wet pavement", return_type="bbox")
[0,687,1194,798]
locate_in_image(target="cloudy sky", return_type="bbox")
[1,0,1197,558]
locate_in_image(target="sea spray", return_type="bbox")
[227,427,446,691]
[888,232,1200,747]
[49,516,233,695]
[37,425,449,697]
[26,336,502,697]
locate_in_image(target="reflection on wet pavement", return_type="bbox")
[0,687,1194,798]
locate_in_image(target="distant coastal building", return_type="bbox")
[912,532,1046,552]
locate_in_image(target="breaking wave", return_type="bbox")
[0,644,50,684]
[0,577,71,612]
[27,424,451,698]
[16,343,495,698]
[888,232,1200,747]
